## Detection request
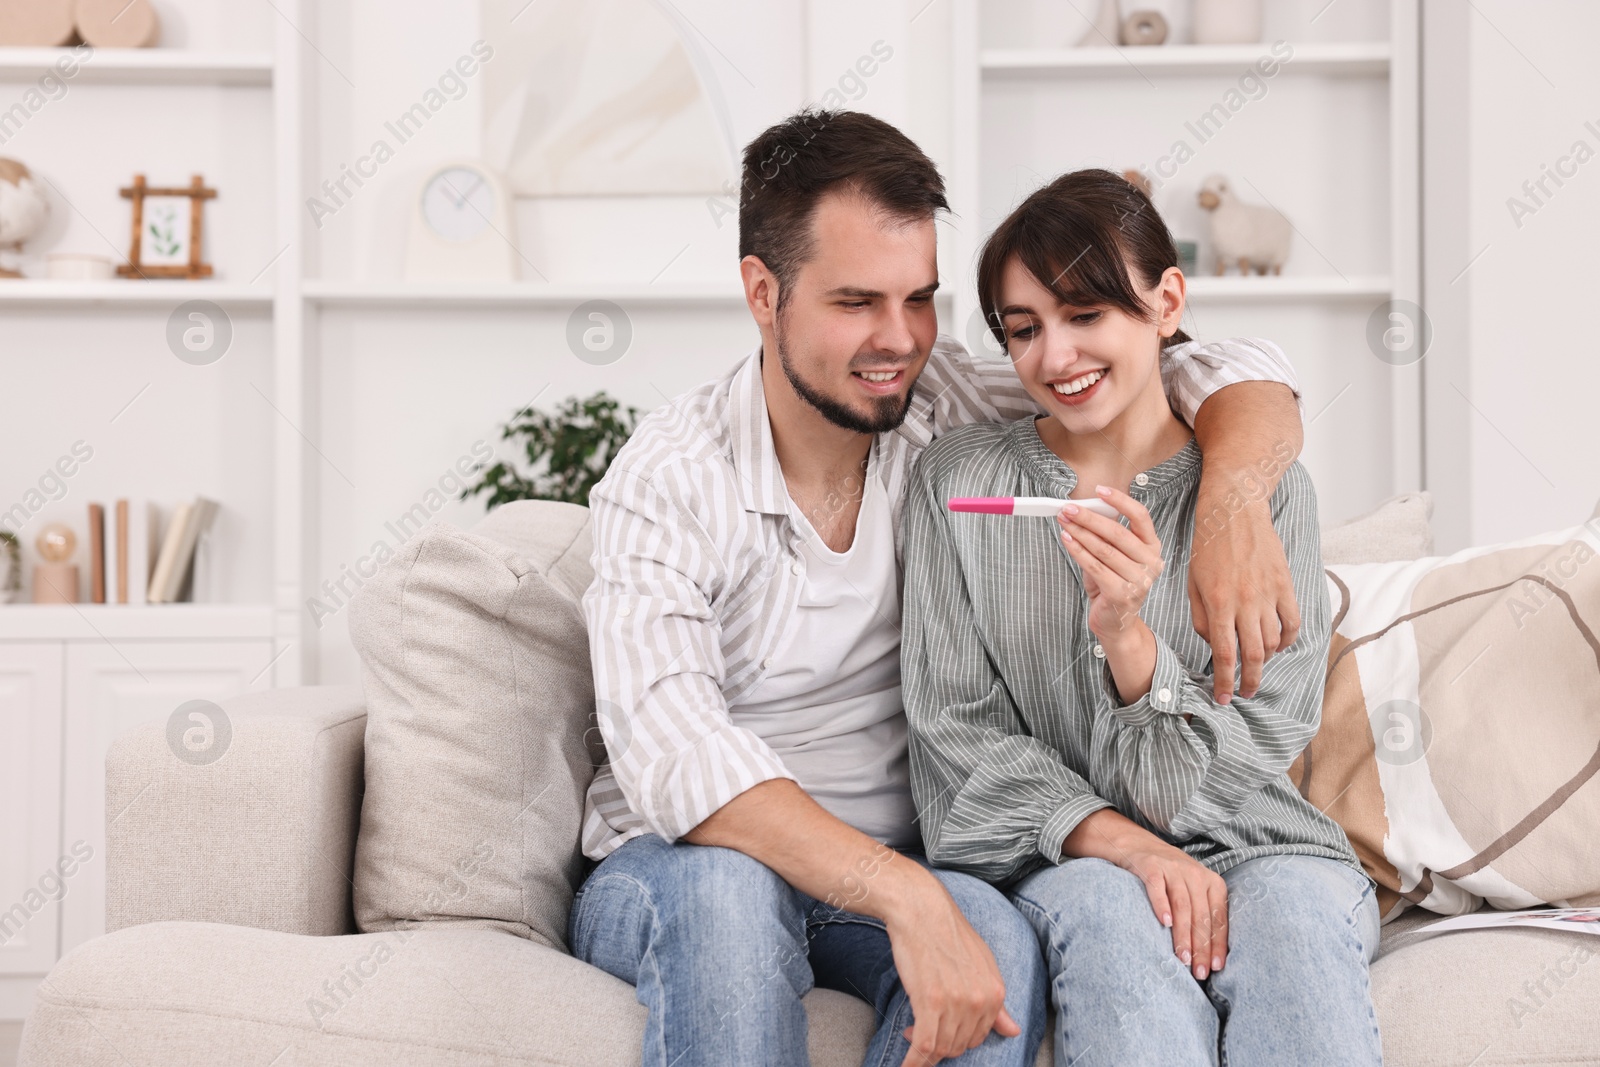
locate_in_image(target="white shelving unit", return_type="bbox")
[0,9,290,1017]
[0,47,273,85]
[302,279,747,308]
[0,280,271,307]
[1,6,1424,660]
[981,41,1391,77]
[1181,275,1393,301]
[949,0,1421,522]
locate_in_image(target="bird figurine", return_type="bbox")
[1197,173,1290,276]
[0,158,51,279]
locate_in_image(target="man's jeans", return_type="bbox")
[569,833,1047,1067]
[1008,853,1384,1067]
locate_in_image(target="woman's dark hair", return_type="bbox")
[975,168,1191,353]
[739,109,948,311]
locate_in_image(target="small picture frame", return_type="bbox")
[117,174,217,279]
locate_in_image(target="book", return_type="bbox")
[171,497,218,603]
[1412,907,1600,940]
[146,502,191,605]
[87,503,106,604]
[114,500,129,603]
[150,496,218,604]
[126,500,156,605]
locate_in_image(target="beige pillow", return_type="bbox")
[1321,490,1435,564]
[1291,513,1600,921]
[348,501,595,951]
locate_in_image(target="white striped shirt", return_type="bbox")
[579,334,1301,860]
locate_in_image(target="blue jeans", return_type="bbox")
[1009,853,1383,1067]
[570,833,1047,1067]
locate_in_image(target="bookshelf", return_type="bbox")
[1,0,1424,678]
[948,0,1421,525]
[0,9,288,1015]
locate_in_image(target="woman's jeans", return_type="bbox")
[569,832,1047,1067]
[1009,853,1384,1067]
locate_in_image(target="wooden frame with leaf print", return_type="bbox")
[117,174,217,279]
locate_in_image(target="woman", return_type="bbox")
[901,169,1383,1066]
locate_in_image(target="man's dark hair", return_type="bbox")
[738,109,947,311]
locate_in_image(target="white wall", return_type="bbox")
[1423,0,1600,550]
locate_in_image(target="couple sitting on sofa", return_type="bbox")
[575,108,1382,1067]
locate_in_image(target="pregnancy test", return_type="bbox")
[948,496,1120,519]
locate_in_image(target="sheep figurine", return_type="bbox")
[1197,174,1291,276]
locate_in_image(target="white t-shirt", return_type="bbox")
[729,447,918,848]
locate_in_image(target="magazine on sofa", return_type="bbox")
[1412,907,1600,939]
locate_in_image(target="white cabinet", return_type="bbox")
[0,606,275,1017]
[0,644,64,978]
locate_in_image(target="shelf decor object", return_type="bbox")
[1121,10,1169,46]
[44,252,115,279]
[0,157,51,279]
[31,522,77,604]
[1197,173,1292,275]
[74,0,160,47]
[1074,0,1121,46]
[405,160,517,281]
[0,0,74,46]
[117,173,217,279]
[0,529,19,603]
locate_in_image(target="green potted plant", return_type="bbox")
[462,391,641,510]
[0,528,20,603]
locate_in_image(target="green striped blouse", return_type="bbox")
[902,415,1367,889]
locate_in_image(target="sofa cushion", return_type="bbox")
[347,501,595,951]
[20,921,884,1067]
[25,917,1597,1066]
[1369,911,1600,1065]
[1321,490,1435,564]
[1291,514,1600,920]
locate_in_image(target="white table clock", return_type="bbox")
[404,160,517,281]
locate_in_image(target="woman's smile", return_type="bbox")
[1046,367,1108,406]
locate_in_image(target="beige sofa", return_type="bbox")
[19,500,1600,1066]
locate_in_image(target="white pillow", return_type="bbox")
[1291,512,1600,920]
[1321,490,1435,564]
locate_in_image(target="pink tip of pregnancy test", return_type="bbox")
[947,497,1015,515]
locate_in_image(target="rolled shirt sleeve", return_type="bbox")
[902,452,1113,885]
[1087,462,1331,842]
[1158,336,1304,425]
[967,334,1303,426]
[584,466,798,843]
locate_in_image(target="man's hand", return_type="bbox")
[685,781,1020,1066]
[887,870,1020,1066]
[1188,495,1298,703]
[1188,379,1305,703]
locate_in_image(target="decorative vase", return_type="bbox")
[1074,0,1121,46]
[1192,0,1262,44]
[1121,10,1169,46]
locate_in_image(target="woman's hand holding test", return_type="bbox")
[1056,484,1178,712]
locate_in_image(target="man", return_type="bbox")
[573,108,1307,1067]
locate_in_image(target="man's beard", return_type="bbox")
[773,328,916,435]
